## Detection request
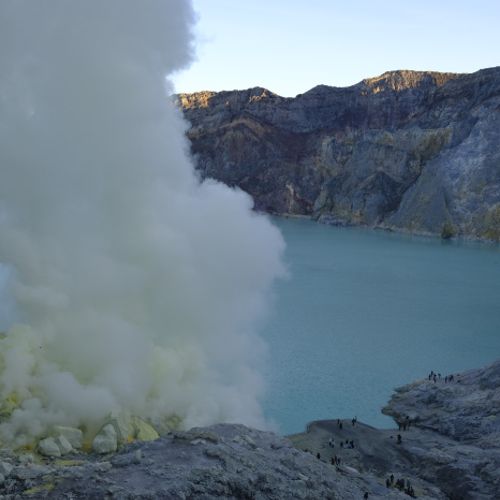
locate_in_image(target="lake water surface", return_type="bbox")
[261,217,500,434]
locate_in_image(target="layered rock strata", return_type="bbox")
[177,67,500,240]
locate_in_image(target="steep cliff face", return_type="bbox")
[177,67,500,240]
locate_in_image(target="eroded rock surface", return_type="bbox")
[177,67,500,240]
[1,425,408,499]
[1,360,499,498]
[382,359,500,498]
[291,359,500,500]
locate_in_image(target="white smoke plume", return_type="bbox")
[0,0,284,445]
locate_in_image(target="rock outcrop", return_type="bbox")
[1,360,499,498]
[292,359,500,499]
[177,67,500,240]
[1,425,408,499]
[382,360,500,498]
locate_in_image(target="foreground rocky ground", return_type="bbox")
[1,359,499,498]
[0,425,410,499]
[292,359,500,499]
[177,67,500,240]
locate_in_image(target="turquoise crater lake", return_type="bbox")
[261,217,500,435]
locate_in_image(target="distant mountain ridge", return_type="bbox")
[177,67,500,240]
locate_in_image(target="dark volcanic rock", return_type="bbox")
[177,67,500,240]
[291,360,500,500]
[1,425,408,499]
[2,360,500,498]
[380,359,500,498]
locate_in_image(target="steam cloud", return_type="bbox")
[0,0,284,445]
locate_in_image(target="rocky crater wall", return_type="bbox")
[177,67,500,240]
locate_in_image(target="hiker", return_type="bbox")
[397,434,402,444]
[316,452,321,460]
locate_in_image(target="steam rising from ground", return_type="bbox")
[0,0,284,445]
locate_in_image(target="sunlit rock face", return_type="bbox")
[178,67,500,240]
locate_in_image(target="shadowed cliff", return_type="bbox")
[177,67,500,240]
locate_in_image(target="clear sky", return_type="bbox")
[172,0,500,97]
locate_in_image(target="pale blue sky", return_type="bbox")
[172,0,500,97]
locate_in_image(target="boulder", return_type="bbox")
[92,424,117,454]
[102,412,160,445]
[54,435,73,455]
[0,461,13,477]
[107,411,134,444]
[52,426,83,449]
[38,437,61,457]
[132,417,159,442]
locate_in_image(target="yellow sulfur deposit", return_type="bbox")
[0,392,20,418]
[132,416,159,442]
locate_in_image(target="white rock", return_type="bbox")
[55,434,73,455]
[0,461,13,477]
[52,426,83,449]
[92,424,118,454]
[107,411,134,445]
[38,437,61,457]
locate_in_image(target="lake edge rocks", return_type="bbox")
[0,359,498,498]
